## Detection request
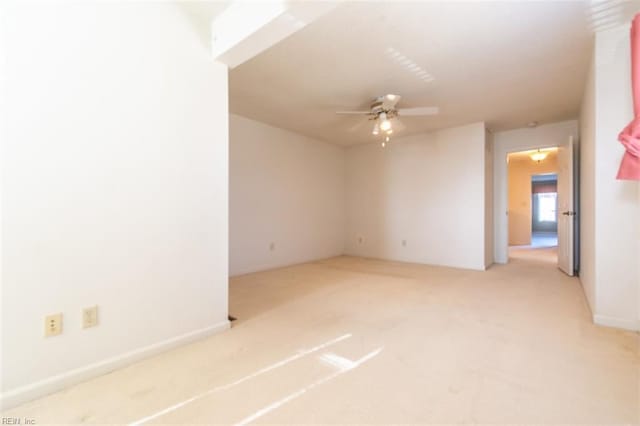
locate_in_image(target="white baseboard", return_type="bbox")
[593,314,640,332]
[0,320,230,410]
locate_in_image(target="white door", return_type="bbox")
[557,136,575,276]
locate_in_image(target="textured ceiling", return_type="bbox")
[228,1,625,146]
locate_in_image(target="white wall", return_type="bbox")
[345,122,488,271]
[485,130,494,268]
[579,53,597,313]
[493,120,579,263]
[583,23,639,330]
[229,114,345,276]
[1,2,229,407]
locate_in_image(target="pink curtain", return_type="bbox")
[617,14,640,180]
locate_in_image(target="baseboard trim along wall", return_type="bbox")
[0,321,230,410]
[593,314,640,332]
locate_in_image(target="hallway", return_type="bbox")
[4,255,639,424]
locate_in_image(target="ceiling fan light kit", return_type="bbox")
[336,94,439,147]
[382,135,391,148]
[378,112,392,132]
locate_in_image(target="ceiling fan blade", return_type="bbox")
[381,94,401,110]
[397,106,439,116]
[347,116,372,133]
[335,110,372,115]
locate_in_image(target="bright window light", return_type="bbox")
[537,193,557,222]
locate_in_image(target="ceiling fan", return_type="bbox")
[336,94,439,146]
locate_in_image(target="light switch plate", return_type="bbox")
[83,306,98,329]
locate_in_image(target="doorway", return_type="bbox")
[506,148,559,262]
[501,139,576,276]
[493,131,578,275]
[531,173,558,248]
[507,149,558,241]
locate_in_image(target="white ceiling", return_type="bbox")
[177,1,231,47]
[228,1,621,146]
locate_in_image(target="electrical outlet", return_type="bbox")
[83,306,99,329]
[44,313,63,337]
[269,242,275,251]
[402,239,407,247]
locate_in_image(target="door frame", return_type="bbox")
[493,139,564,264]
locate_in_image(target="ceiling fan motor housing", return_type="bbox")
[371,98,397,118]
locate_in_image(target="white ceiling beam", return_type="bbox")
[211,1,338,69]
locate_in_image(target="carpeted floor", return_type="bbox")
[531,231,558,247]
[510,232,558,249]
[509,244,559,264]
[4,253,639,424]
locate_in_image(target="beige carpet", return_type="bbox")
[509,245,559,264]
[4,254,639,424]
